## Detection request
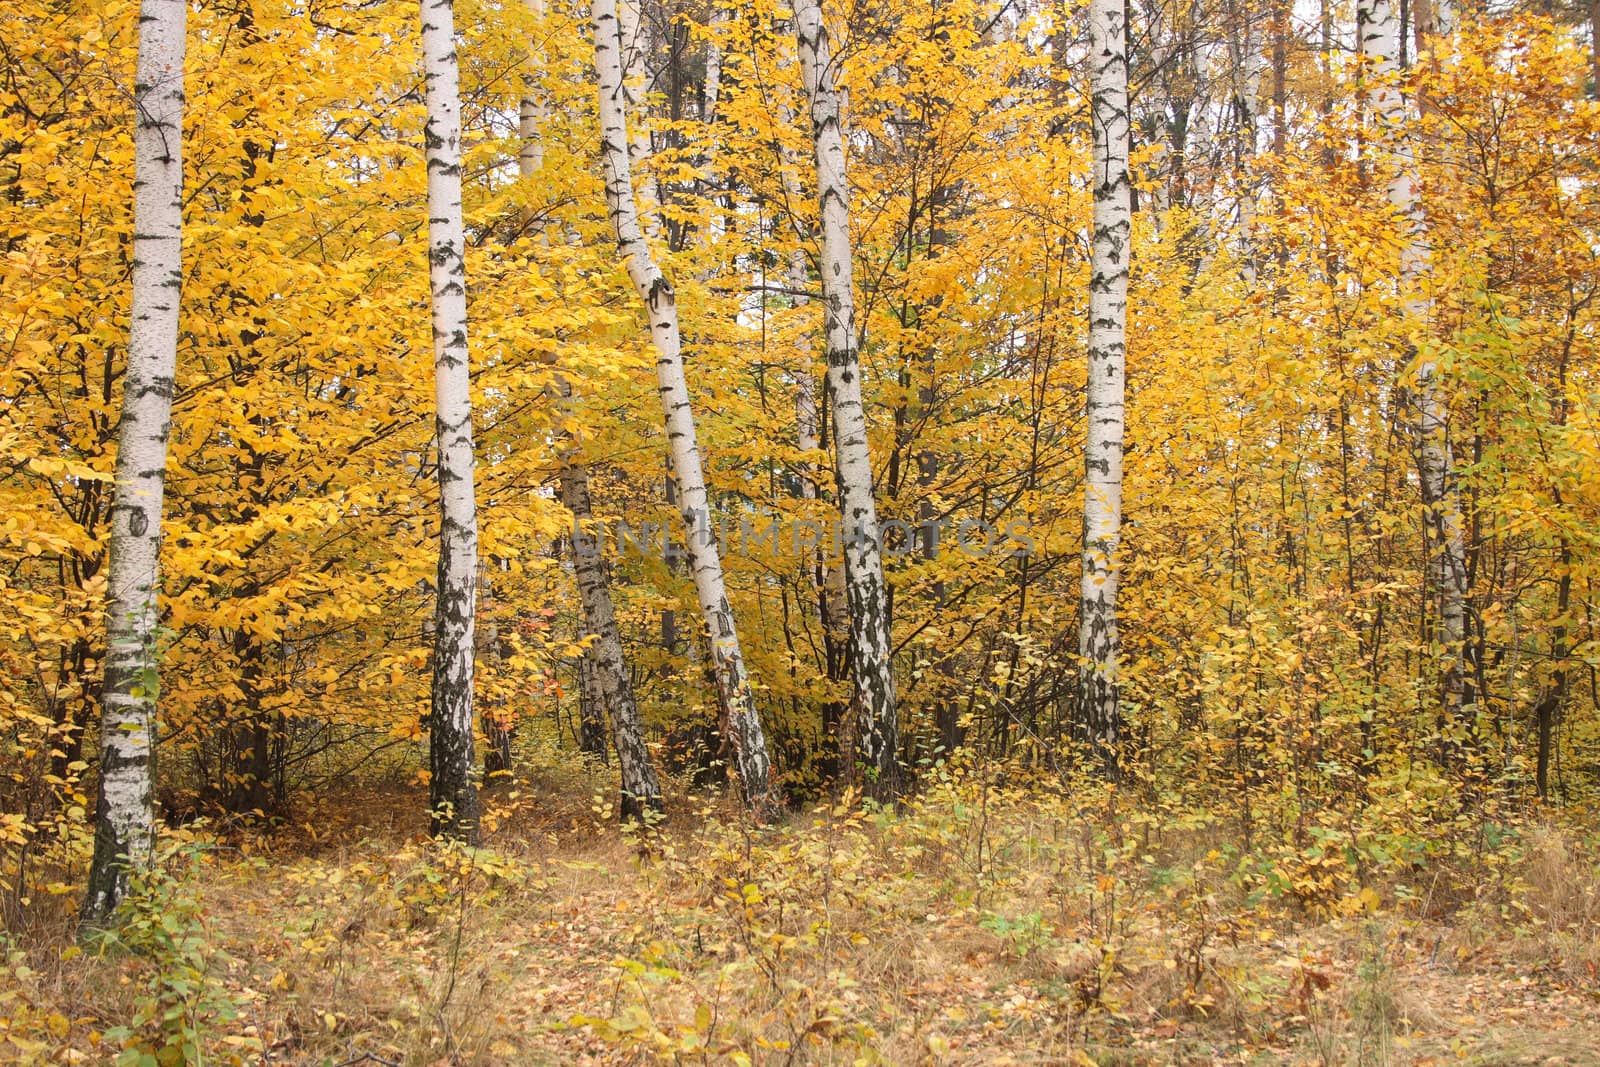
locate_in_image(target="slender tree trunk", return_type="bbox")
[1535,557,1570,800]
[592,0,774,816]
[794,0,901,799]
[1535,323,1577,800]
[617,0,661,234]
[223,595,273,814]
[216,2,281,818]
[480,566,514,780]
[1081,0,1131,781]
[1591,0,1599,101]
[576,642,609,759]
[561,460,662,818]
[795,333,850,780]
[702,6,724,125]
[51,635,95,801]
[519,0,546,177]
[421,0,481,842]
[517,0,548,237]
[778,124,851,779]
[1359,0,1470,766]
[1223,0,1267,280]
[1271,0,1288,157]
[81,0,186,929]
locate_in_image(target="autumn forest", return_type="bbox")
[2,0,1599,1061]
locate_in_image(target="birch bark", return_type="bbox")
[82,0,187,928]
[1359,0,1470,756]
[517,0,547,231]
[592,0,774,816]
[793,265,851,779]
[616,0,661,235]
[561,458,663,818]
[1081,0,1131,779]
[421,0,481,842]
[794,0,901,797]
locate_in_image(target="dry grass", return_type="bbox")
[3,770,1600,1065]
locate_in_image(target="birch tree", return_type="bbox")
[517,0,547,232]
[560,459,663,818]
[616,0,661,233]
[592,0,775,816]
[1081,0,1131,779]
[794,0,902,798]
[518,0,662,816]
[1359,0,1471,758]
[81,0,187,929]
[794,295,851,780]
[421,0,481,841]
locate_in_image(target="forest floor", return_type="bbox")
[4,759,1600,1066]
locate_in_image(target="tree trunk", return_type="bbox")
[421,0,481,843]
[1081,0,1131,781]
[214,2,281,819]
[1359,0,1470,767]
[795,336,851,781]
[1535,557,1570,800]
[577,641,609,760]
[702,6,724,125]
[592,0,775,817]
[518,0,657,803]
[517,0,547,236]
[617,0,661,235]
[480,565,514,781]
[81,0,186,929]
[1223,0,1267,281]
[794,0,901,799]
[1591,0,1599,101]
[778,125,851,781]
[561,457,663,819]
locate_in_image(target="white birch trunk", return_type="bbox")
[703,7,723,125]
[1359,0,1470,748]
[1081,0,1131,779]
[592,0,775,816]
[792,254,851,774]
[794,0,901,797]
[617,0,661,236]
[421,0,481,841]
[521,0,662,817]
[81,0,186,929]
[518,0,547,191]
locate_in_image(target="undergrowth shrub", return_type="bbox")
[92,838,257,1066]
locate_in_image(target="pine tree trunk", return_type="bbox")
[421,0,481,843]
[592,0,775,817]
[1359,0,1471,764]
[794,0,901,799]
[81,0,186,929]
[1081,0,1131,781]
[561,459,663,819]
